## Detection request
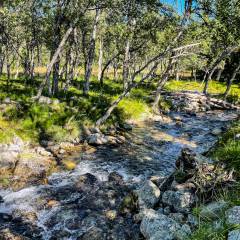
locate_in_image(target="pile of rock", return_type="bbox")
[163,91,240,113]
[83,126,128,146]
[134,148,235,240]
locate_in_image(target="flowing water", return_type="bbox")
[0,110,239,239]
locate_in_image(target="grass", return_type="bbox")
[0,74,152,144]
[165,80,240,103]
[211,121,240,174]
[0,75,239,145]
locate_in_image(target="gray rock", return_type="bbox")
[228,230,240,240]
[35,147,51,157]
[0,151,19,172]
[200,201,228,220]
[226,206,240,225]
[136,180,160,209]
[87,133,106,145]
[38,96,52,104]
[140,209,191,240]
[162,190,196,213]
[169,213,185,223]
[163,206,171,215]
[211,128,222,136]
[150,175,172,191]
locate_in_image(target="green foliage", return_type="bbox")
[211,121,240,173]
[189,221,230,240]
[0,76,153,144]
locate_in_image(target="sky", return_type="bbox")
[163,0,185,13]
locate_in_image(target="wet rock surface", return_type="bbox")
[0,173,140,239]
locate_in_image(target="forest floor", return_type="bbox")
[0,74,239,145]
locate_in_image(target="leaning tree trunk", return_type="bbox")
[83,8,100,95]
[223,61,240,100]
[34,27,73,99]
[96,61,159,126]
[152,57,174,113]
[203,46,238,94]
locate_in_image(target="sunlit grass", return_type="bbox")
[165,80,240,103]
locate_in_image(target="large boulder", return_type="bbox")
[162,190,196,213]
[199,200,228,220]
[136,180,160,209]
[226,206,240,225]
[140,209,191,240]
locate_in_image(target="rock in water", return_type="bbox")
[136,180,160,209]
[140,209,191,240]
[162,190,196,213]
[226,206,240,224]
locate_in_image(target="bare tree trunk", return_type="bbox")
[216,68,223,81]
[122,39,130,90]
[0,54,5,75]
[83,8,100,95]
[6,54,11,92]
[193,69,197,81]
[175,63,179,81]
[203,67,216,94]
[223,61,240,100]
[98,37,103,82]
[14,56,20,79]
[34,27,73,99]
[64,50,75,93]
[30,48,35,82]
